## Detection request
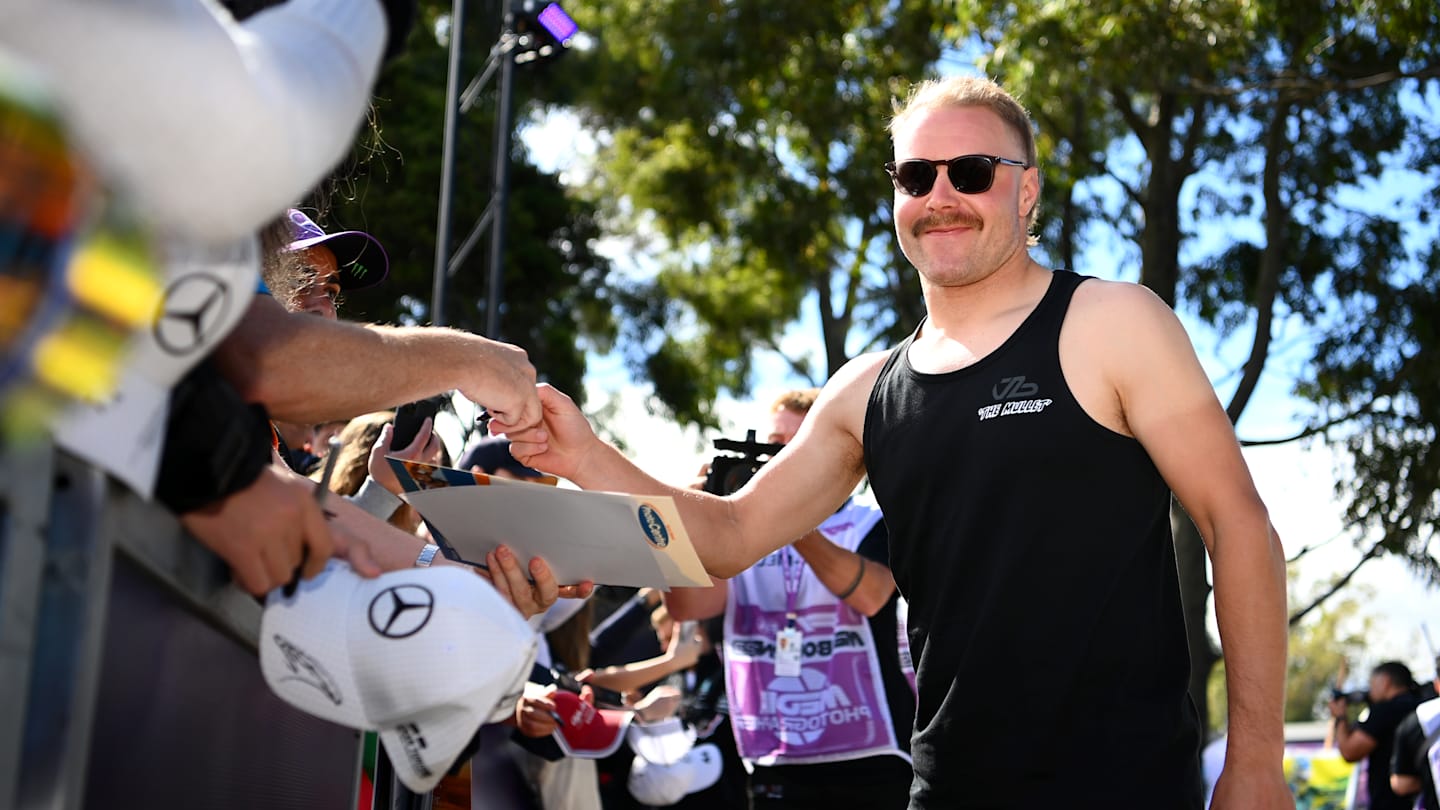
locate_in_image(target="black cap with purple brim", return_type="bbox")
[285,208,389,290]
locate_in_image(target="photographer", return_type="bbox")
[665,390,916,810]
[1330,661,1422,810]
[1391,659,1440,810]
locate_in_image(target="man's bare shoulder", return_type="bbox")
[1071,277,1172,315]
[810,350,897,445]
[1067,276,1212,416]
[1069,277,1190,348]
[824,350,896,408]
[832,349,896,389]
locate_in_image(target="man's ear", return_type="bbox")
[1019,167,1041,220]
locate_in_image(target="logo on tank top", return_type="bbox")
[978,375,1054,422]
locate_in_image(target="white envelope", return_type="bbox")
[402,480,711,590]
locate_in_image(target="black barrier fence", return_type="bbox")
[0,444,372,809]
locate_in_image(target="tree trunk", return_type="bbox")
[1174,500,1221,736]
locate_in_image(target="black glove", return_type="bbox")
[219,0,414,62]
[154,360,273,515]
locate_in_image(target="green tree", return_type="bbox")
[555,0,953,427]
[308,0,618,403]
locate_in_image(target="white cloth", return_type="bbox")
[0,0,385,242]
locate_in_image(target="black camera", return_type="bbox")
[703,430,785,496]
[1330,687,1369,705]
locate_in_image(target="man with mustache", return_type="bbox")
[500,76,1290,809]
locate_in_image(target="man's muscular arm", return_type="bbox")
[215,295,539,429]
[1088,282,1290,810]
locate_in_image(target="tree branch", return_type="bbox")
[1289,539,1384,627]
[1178,96,1209,177]
[1225,99,1290,423]
[1285,530,1345,565]
[1238,401,1383,447]
[1179,63,1440,100]
[759,335,820,387]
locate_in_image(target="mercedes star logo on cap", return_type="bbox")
[368,584,435,639]
[154,273,232,356]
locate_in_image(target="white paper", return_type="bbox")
[402,482,711,590]
[51,369,169,497]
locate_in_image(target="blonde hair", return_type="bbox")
[320,412,390,497]
[770,388,820,416]
[888,76,1041,240]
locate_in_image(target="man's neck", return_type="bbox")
[918,256,1050,335]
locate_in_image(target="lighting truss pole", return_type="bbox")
[430,1,578,337]
[484,4,518,340]
[429,0,466,328]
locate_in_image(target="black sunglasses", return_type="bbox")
[883,154,1030,197]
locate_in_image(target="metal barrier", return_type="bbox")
[0,443,365,809]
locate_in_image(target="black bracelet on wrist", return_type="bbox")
[836,556,867,600]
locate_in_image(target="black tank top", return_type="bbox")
[863,270,1201,808]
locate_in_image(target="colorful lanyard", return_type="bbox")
[780,547,806,628]
[779,498,853,627]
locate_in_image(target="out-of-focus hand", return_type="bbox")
[462,339,539,432]
[180,464,336,596]
[1210,763,1294,810]
[666,619,703,670]
[514,691,561,738]
[631,684,683,723]
[499,384,599,480]
[1326,697,1347,720]
[688,463,710,492]
[367,418,443,496]
[476,545,594,619]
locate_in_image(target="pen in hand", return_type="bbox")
[283,437,342,597]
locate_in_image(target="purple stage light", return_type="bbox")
[536,3,579,44]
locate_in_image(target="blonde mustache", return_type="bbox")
[912,212,982,236]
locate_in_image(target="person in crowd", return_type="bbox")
[5,0,580,609]
[500,74,1290,809]
[237,209,578,614]
[264,208,389,320]
[3,0,568,606]
[319,410,432,534]
[590,605,744,810]
[576,603,705,696]
[1331,661,1422,810]
[459,435,550,480]
[264,209,390,472]
[660,389,913,810]
[1391,658,1440,810]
